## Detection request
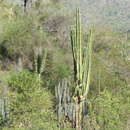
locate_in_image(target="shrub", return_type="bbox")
[84,87,130,130]
[0,18,34,60]
[4,70,58,129]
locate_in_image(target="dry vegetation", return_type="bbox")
[0,0,130,130]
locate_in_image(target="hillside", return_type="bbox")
[5,0,130,32]
[62,0,130,32]
[0,1,130,129]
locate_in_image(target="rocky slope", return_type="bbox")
[5,0,130,32]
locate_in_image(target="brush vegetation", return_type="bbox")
[0,1,130,130]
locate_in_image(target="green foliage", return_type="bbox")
[56,64,71,79]
[0,2,35,61]
[8,70,41,95]
[84,85,130,130]
[0,0,72,72]
[5,70,59,129]
[85,28,130,129]
[92,91,122,129]
[0,1,129,130]
[0,17,33,60]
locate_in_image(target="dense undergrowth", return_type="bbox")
[0,1,130,130]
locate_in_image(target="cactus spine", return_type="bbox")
[70,8,93,130]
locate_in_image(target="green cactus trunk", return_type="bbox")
[34,48,47,78]
[70,8,93,130]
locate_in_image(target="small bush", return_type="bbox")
[84,88,130,130]
[5,70,58,129]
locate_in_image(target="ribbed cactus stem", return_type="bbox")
[33,48,47,78]
[78,8,82,84]
[84,30,92,97]
[39,48,47,76]
[34,54,38,74]
[70,8,93,130]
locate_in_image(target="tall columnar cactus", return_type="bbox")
[34,48,47,78]
[55,79,87,126]
[70,8,93,130]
